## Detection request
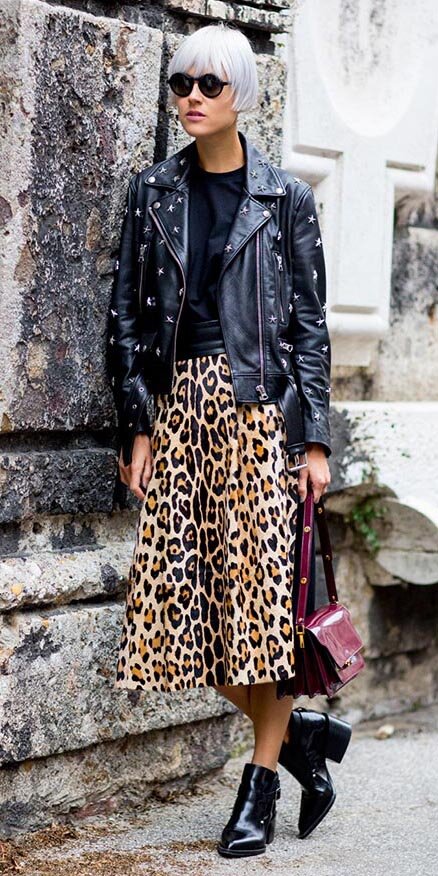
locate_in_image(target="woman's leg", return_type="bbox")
[214,683,252,719]
[214,682,294,770]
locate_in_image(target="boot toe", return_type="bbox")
[217,829,266,857]
[298,786,336,838]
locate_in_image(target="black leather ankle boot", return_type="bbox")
[217,762,281,858]
[278,707,352,838]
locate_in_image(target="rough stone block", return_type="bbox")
[0,602,235,765]
[0,541,136,611]
[0,0,162,439]
[375,228,438,400]
[0,448,117,524]
[163,0,293,31]
[0,711,245,838]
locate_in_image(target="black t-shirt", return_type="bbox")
[175,160,245,351]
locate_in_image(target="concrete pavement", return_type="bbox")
[3,705,438,876]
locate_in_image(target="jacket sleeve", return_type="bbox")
[106,172,154,467]
[288,184,332,457]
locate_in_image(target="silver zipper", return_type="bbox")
[138,242,149,314]
[255,229,268,400]
[273,250,285,323]
[148,207,186,376]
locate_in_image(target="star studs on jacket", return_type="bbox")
[315,238,322,247]
[307,215,316,224]
[321,345,329,354]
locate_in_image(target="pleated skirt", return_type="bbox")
[115,352,301,696]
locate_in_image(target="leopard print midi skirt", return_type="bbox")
[115,352,300,695]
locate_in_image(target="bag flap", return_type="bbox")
[305,603,364,669]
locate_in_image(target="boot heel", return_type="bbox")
[325,716,352,763]
[266,814,276,844]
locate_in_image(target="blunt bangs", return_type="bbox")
[167,23,259,113]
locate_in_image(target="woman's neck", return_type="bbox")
[195,127,245,173]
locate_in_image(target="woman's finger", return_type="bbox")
[297,468,308,502]
[141,454,153,490]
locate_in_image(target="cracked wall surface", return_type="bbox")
[1,0,437,837]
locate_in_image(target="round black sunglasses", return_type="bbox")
[168,72,230,99]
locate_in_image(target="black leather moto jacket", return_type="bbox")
[107,130,332,469]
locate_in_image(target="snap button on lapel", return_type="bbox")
[276,187,283,194]
[263,210,271,217]
[148,176,156,183]
[153,201,161,208]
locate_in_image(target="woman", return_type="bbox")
[107,21,351,858]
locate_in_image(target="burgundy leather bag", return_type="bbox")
[292,490,365,699]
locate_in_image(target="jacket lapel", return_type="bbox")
[145,130,287,288]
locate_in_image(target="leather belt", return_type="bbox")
[175,318,227,359]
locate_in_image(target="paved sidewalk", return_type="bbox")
[3,706,438,876]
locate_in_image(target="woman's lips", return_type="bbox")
[186,112,205,119]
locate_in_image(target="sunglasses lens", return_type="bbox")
[169,73,192,96]
[199,74,223,97]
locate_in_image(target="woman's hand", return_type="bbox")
[297,442,331,504]
[118,434,153,500]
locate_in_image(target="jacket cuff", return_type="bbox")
[119,373,153,466]
[305,437,332,458]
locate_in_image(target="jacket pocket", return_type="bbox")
[137,241,151,314]
[272,249,287,325]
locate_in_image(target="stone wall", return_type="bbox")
[1,0,437,838]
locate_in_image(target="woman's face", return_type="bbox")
[173,66,238,138]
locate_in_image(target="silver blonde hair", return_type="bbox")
[167,22,259,113]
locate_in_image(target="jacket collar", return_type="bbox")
[144,129,286,199]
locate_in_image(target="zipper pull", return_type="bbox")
[256,383,269,400]
[139,243,146,262]
[276,252,283,271]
